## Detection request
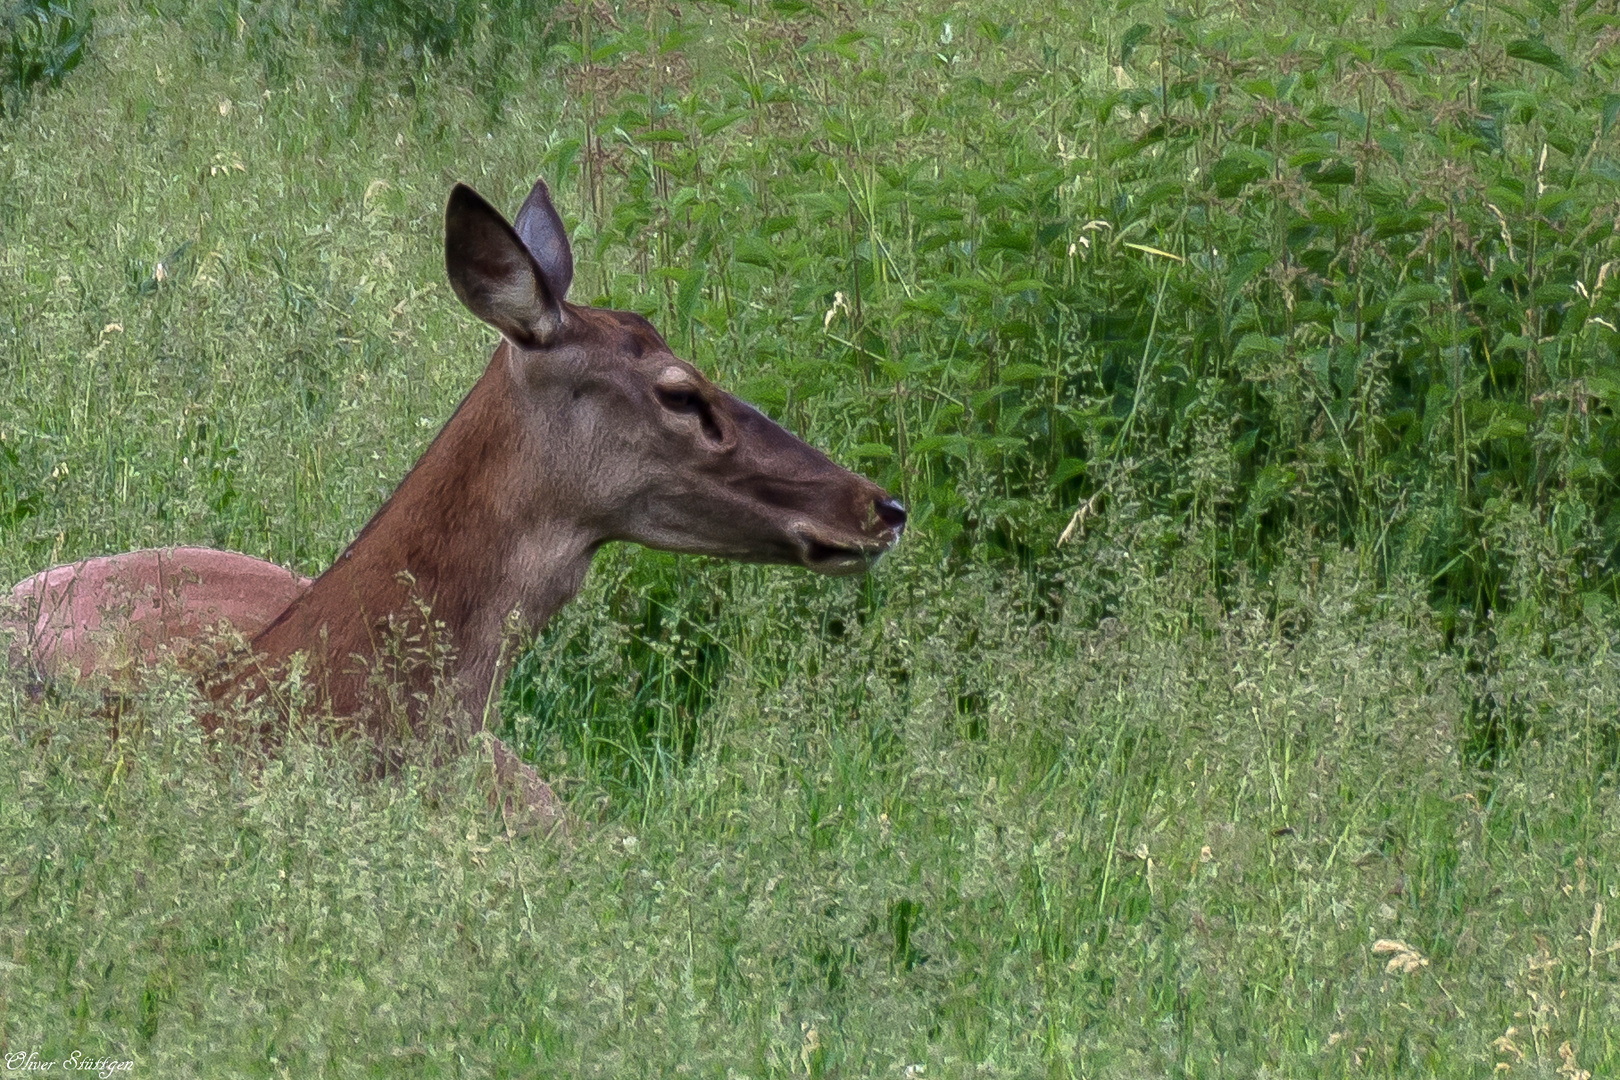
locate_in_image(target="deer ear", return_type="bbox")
[444,183,564,350]
[512,176,574,302]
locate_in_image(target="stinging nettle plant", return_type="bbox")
[494,0,1620,765]
[543,0,1620,605]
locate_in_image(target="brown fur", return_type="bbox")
[5,548,310,679]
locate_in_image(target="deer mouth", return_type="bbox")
[791,527,896,576]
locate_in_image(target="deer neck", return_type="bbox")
[249,343,594,729]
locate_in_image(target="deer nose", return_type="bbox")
[874,496,907,533]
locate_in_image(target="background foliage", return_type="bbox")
[1,0,92,117]
[3,0,1620,1074]
[521,0,1620,775]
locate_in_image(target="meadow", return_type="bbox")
[2,0,1619,1074]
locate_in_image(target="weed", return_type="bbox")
[0,0,91,117]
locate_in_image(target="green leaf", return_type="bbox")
[1249,464,1296,512]
[914,204,965,225]
[659,27,697,54]
[1601,94,1620,136]
[732,236,776,269]
[1209,150,1271,197]
[910,435,976,461]
[983,228,1033,255]
[1120,22,1152,64]
[544,138,582,179]
[1532,282,1572,305]
[674,266,707,323]
[1391,283,1445,305]
[1002,279,1046,294]
[977,19,1012,44]
[901,294,947,317]
[1050,457,1087,487]
[760,215,798,238]
[1393,27,1467,50]
[1304,161,1356,186]
[941,275,995,298]
[1226,251,1272,299]
[1234,332,1285,364]
[699,110,749,136]
[1586,373,1620,403]
[1480,413,1527,440]
[1373,211,1428,239]
[1137,180,1185,208]
[590,36,627,63]
[1506,39,1573,79]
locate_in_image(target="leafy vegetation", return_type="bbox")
[514,0,1620,782]
[548,0,1620,610]
[2,0,1619,1074]
[1,0,92,116]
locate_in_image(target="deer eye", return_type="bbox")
[656,386,702,413]
[655,383,726,444]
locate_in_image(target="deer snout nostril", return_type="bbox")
[874,497,907,532]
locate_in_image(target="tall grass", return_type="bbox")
[5,553,1620,1075]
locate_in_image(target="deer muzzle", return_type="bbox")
[790,495,906,575]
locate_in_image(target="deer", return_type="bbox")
[4,175,906,828]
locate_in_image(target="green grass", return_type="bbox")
[5,555,1620,1075]
[3,0,1620,1074]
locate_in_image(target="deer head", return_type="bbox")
[444,179,906,576]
